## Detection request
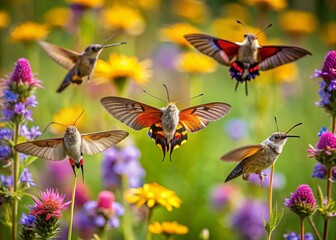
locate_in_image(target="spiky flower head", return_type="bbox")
[285,184,317,219]
[30,188,70,220]
[313,51,336,82]
[9,58,42,88]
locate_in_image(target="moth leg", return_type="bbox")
[69,158,76,177]
[245,81,248,96]
[80,157,84,182]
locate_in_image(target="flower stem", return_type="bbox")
[267,164,275,240]
[121,174,135,240]
[67,175,77,240]
[308,216,322,240]
[322,167,332,240]
[332,115,336,133]
[300,218,304,240]
[146,209,153,240]
[12,123,20,240]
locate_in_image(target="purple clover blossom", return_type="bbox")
[285,184,317,219]
[312,51,336,81]
[231,199,268,240]
[20,213,36,228]
[3,89,18,102]
[9,58,42,88]
[316,131,336,149]
[20,168,35,188]
[102,145,145,189]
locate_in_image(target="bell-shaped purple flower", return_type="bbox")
[285,184,317,219]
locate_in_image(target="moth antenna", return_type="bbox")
[237,20,248,34]
[274,116,279,132]
[73,110,84,126]
[143,90,167,103]
[256,23,272,36]
[163,84,170,102]
[101,31,120,46]
[40,122,67,136]
[285,122,303,135]
[175,93,204,104]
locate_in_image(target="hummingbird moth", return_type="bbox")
[14,113,129,179]
[184,21,311,95]
[100,85,231,161]
[39,35,126,93]
[220,121,302,182]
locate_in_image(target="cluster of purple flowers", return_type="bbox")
[102,145,145,189]
[283,232,314,240]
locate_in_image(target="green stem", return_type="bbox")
[12,123,20,240]
[322,167,332,240]
[121,174,135,240]
[267,164,275,240]
[146,209,153,240]
[300,218,304,240]
[308,216,322,240]
[67,175,77,240]
[332,115,335,133]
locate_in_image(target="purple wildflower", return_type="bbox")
[316,81,331,106]
[0,174,13,188]
[285,184,317,219]
[26,95,38,107]
[283,232,314,240]
[21,125,41,140]
[328,79,336,91]
[9,58,42,87]
[312,51,336,81]
[2,108,14,121]
[0,128,13,140]
[231,199,268,240]
[20,168,35,188]
[3,89,18,102]
[0,145,12,160]
[225,118,248,141]
[312,163,336,180]
[20,213,36,228]
[318,127,327,137]
[102,145,145,189]
[30,188,70,220]
[317,131,336,149]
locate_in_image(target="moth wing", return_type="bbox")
[184,33,240,66]
[81,130,129,155]
[258,46,311,71]
[220,145,263,162]
[179,102,231,132]
[39,41,80,70]
[14,138,66,160]
[100,96,162,130]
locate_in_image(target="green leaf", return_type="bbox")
[264,202,284,234]
[317,185,324,204]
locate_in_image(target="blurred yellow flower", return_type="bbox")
[176,51,217,74]
[322,22,336,47]
[159,23,201,47]
[272,63,298,83]
[211,18,267,43]
[101,5,145,36]
[51,106,84,134]
[66,0,104,8]
[0,11,10,29]
[10,22,49,43]
[124,182,182,211]
[122,0,161,10]
[43,7,70,28]
[94,54,151,85]
[245,0,287,11]
[279,10,318,35]
[149,221,188,236]
[220,3,249,23]
[171,0,209,23]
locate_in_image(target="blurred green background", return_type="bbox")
[0,0,335,239]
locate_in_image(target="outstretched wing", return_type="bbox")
[184,33,240,66]
[39,41,80,70]
[100,96,163,130]
[81,130,129,155]
[258,46,311,71]
[179,102,231,132]
[14,138,66,160]
[220,145,263,162]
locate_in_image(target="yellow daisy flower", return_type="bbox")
[149,221,188,236]
[244,0,287,11]
[0,11,10,29]
[279,10,318,35]
[66,0,104,8]
[43,7,70,28]
[159,23,201,47]
[51,106,84,134]
[124,182,181,211]
[94,54,152,85]
[10,22,49,43]
[171,0,209,23]
[100,5,145,36]
[176,51,217,74]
